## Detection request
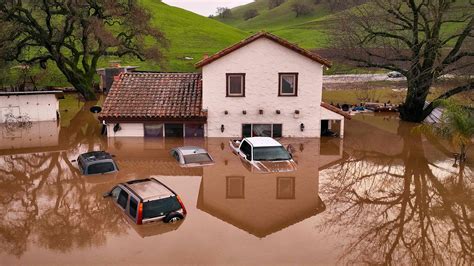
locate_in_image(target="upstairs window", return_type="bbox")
[279,73,298,96]
[226,73,245,97]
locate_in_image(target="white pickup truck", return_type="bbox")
[229,137,296,173]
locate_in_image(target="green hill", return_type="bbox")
[215,0,339,49]
[137,0,249,72]
[2,0,249,87]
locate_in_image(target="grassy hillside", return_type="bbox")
[136,0,248,72]
[3,0,248,87]
[216,0,336,49]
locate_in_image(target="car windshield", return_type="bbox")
[183,153,213,164]
[142,196,181,219]
[253,146,291,161]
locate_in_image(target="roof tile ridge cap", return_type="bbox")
[195,32,266,67]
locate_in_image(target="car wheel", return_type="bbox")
[164,212,184,224]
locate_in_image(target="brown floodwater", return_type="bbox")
[0,101,472,265]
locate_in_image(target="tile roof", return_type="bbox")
[321,102,352,120]
[195,31,332,68]
[99,72,206,121]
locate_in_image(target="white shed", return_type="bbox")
[0,91,64,123]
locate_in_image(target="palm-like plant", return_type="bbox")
[418,99,474,162]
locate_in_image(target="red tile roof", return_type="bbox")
[195,32,332,68]
[99,72,206,122]
[321,102,352,120]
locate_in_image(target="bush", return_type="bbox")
[243,9,259,20]
[291,3,314,17]
[268,0,285,10]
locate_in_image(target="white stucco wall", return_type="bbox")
[0,94,59,123]
[107,123,144,137]
[202,38,324,138]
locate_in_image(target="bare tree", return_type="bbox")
[319,125,473,264]
[0,0,167,101]
[332,0,473,122]
[291,3,314,17]
[216,7,232,18]
[243,9,259,20]
[268,0,285,10]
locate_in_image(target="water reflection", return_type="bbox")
[0,102,472,264]
[197,139,333,238]
[319,115,473,265]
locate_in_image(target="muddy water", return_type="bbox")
[0,102,472,265]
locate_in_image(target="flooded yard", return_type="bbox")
[0,101,472,265]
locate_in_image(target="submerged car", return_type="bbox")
[104,178,187,224]
[230,137,297,173]
[170,146,214,167]
[76,151,119,176]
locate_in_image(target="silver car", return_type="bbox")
[170,146,214,167]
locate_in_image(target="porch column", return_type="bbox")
[340,119,345,139]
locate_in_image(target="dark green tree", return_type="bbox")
[0,0,167,100]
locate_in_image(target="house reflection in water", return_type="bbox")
[197,138,343,238]
[0,121,60,154]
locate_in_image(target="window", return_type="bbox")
[144,124,164,137]
[252,124,272,137]
[273,124,283,138]
[185,124,204,137]
[226,176,245,199]
[242,124,252,138]
[240,141,252,160]
[226,73,245,97]
[279,73,298,96]
[183,153,213,164]
[241,124,283,138]
[87,162,115,175]
[276,177,295,199]
[253,146,292,161]
[142,197,181,219]
[165,123,184,138]
[117,190,129,209]
[129,197,138,218]
[111,186,122,202]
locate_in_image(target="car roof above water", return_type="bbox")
[174,146,208,155]
[79,151,113,162]
[125,179,175,201]
[245,137,282,147]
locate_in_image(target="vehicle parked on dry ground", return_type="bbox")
[75,151,119,176]
[387,71,403,78]
[104,178,186,224]
[230,137,297,173]
[170,146,214,167]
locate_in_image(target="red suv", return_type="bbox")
[104,178,187,224]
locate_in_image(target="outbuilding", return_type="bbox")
[0,91,64,123]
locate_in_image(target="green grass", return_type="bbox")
[217,0,333,49]
[5,0,249,87]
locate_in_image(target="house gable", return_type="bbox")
[195,32,331,68]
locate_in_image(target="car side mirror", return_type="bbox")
[103,192,111,198]
[71,159,76,163]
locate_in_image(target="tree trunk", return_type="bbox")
[399,84,430,123]
[56,63,97,101]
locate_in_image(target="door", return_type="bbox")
[165,123,184,138]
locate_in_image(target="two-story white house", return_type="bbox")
[100,32,349,138]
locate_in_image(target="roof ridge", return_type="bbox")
[195,31,331,68]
